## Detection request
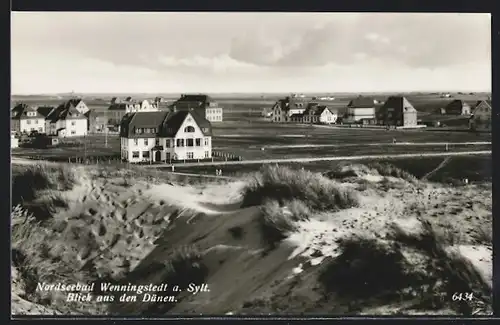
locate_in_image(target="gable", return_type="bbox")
[174,113,204,138]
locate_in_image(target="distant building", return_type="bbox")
[45,102,88,137]
[270,96,307,123]
[11,132,19,149]
[291,103,337,124]
[11,103,46,134]
[170,94,223,123]
[344,96,376,123]
[377,96,418,127]
[119,110,212,163]
[444,100,472,115]
[108,97,159,126]
[469,100,492,131]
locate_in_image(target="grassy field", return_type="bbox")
[169,155,492,183]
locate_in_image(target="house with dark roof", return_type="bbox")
[11,103,47,134]
[45,102,88,137]
[108,97,159,126]
[344,96,376,123]
[291,103,338,124]
[270,96,307,123]
[170,94,223,122]
[469,100,492,131]
[119,110,212,163]
[444,100,472,115]
[377,96,418,127]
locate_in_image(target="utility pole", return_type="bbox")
[104,109,108,148]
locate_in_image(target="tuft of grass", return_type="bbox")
[389,220,492,315]
[242,165,359,211]
[472,223,492,245]
[318,235,413,300]
[12,164,79,206]
[369,162,417,183]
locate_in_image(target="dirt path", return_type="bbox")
[422,157,452,180]
[242,141,491,150]
[143,150,491,168]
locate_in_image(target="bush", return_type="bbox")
[242,165,359,211]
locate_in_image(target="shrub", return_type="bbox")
[242,165,359,211]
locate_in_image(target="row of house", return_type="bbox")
[107,94,224,126]
[11,99,92,137]
[270,95,491,129]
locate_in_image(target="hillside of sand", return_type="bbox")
[11,162,492,316]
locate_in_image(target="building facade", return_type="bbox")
[120,110,212,163]
[377,96,418,127]
[271,96,307,123]
[45,104,88,137]
[344,97,376,123]
[170,94,223,123]
[291,104,337,124]
[11,103,47,134]
[445,100,472,115]
[469,100,492,131]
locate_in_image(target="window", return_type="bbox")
[38,127,43,132]
[204,151,210,158]
[155,138,160,146]
[71,121,76,126]
[166,139,171,148]
[27,120,31,125]
[204,138,209,146]
[184,125,195,133]
[186,139,194,147]
[195,138,201,146]
[71,131,76,135]
[186,152,194,159]
[144,138,149,146]
[132,151,140,158]
[176,139,184,147]
[134,139,138,146]
[143,151,150,159]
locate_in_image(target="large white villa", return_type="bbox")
[120,110,212,163]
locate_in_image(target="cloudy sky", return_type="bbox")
[11,12,491,94]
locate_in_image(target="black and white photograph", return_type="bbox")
[10,11,492,316]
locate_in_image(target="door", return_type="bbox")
[155,150,161,162]
[165,152,171,162]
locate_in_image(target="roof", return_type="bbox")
[120,110,212,138]
[347,96,375,108]
[304,105,336,116]
[37,106,56,118]
[176,94,213,103]
[474,100,492,108]
[381,96,417,113]
[11,103,44,120]
[445,99,471,109]
[46,103,87,123]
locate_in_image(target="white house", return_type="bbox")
[469,100,492,131]
[45,103,88,137]
[171,94,223,122]
[11,132,19,148]
[291,104,337,124]
[120,110,212,163]
[344,96,376,123]
[11,103,46,134]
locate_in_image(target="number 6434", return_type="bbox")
[452,292,474,301]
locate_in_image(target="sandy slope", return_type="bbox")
[11,164,492,316]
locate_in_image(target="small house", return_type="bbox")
[344,96,376,123]
[444,100,472,115]
[377,96,418,127]
[469,100,492,131]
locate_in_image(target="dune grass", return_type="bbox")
[242,165,359,211]
[319,219,492,315]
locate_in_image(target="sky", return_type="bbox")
[11,12,491,94]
